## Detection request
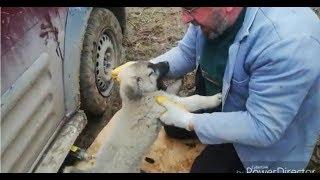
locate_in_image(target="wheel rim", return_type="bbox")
[94,29,115,97]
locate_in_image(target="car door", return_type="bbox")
[1,7,68,172]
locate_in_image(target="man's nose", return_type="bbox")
[182,11,194,24]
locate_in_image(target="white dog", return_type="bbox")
[64,61,221,173]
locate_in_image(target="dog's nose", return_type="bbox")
[157,61,169,76]
[159,61,169,69]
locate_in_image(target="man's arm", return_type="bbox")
[150,24,198,78]
[193,36,320,147]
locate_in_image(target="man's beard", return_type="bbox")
[206,31,220,39]
[203,15,229,40]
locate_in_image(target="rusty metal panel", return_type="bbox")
[1,51,65,172]
[34,110,87,173]
[63,7,92,116]
[1,7,67,95]
[1,7,68,172]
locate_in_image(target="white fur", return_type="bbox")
[64,62,221,173]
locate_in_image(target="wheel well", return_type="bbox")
[103,7,127,34]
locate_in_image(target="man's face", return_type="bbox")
[182,7,229,39]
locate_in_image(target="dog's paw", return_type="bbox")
[216,93,222,102]
[212,93,222,106]
[63,166,87,173]
[62,166,75,173]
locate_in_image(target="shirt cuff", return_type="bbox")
[193,113,229,145]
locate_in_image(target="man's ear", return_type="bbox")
[124,76,142,101]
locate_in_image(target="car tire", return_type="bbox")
[80,8,123,117]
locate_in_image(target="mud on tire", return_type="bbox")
[80,8,123,117]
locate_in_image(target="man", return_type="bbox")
[118,7,320,172]
[151,7,320,173]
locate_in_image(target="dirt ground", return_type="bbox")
[69,7,320,172]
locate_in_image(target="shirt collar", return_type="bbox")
[234,7,259,43]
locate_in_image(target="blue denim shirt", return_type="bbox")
[151,7,320,171]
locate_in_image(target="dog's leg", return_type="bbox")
[63,166,88,173]
[171,93,222,112]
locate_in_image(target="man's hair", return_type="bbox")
[182,7,197,10]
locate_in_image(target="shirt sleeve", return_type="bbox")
[150,24,198,78]
[193,36,320,147]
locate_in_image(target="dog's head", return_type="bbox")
[116,61,169,101]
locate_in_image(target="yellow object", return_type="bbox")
[70,145,79,152]
[155,96,186,110]
[155,96,168,104]
[111,61,136,82]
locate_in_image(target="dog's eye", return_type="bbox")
[148,70,154,76]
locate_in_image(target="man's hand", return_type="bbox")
[156,96,194,131]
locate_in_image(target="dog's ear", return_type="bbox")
[124,76,142,101]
